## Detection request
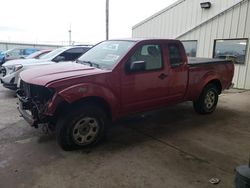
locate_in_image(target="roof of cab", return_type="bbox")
[108,38,180,43]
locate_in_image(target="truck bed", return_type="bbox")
[188,57,232,66]
[186,57,234,101]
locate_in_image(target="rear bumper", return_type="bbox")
[229,83,234,89]
[226,82,234,90]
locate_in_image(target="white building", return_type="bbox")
[132,0,250,89]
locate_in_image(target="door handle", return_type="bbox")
[158,73,168,80]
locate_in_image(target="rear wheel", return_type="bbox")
[193,84,219,114]
[56,104,107,151]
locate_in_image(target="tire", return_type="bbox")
[193,84,219,114]
[56,103,107,151]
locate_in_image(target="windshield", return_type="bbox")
[39,47,65,60]
[78,40,135,70]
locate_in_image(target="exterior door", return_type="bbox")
[121,43,170,114]
[165,43,188,101]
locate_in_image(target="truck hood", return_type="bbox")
[20,62,108,86]
[3,58,50,66]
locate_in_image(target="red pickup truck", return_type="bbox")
[17,39,234,150]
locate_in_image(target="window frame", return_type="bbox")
[213,38,249,65]
[181,40,198,57]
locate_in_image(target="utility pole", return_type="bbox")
[68,24,72,45]
[106,0,109,40]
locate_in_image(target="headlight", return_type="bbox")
[14,64,23,72]
[6,64,23,73]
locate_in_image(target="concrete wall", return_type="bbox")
[132,0,250,89]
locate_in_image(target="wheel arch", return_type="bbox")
[53,96,112,123]
[205,79,222,94]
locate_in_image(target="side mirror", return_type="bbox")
[129,61,146,72]
[54,55,65,62]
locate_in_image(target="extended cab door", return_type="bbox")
[165,42,188,101]
[121,42,170,114]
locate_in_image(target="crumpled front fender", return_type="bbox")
[46,83,119,120]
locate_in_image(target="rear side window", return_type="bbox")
[168,44,183,67]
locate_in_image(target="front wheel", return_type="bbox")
[193,84,219,114]
[56,104,107,151]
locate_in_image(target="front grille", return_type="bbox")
[20,80,31,98]
[20,80,54,102]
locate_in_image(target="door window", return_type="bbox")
[58,47,89,61]
[130,44,163,71]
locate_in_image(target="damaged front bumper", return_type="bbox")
[16,90,39,127]
[17,98,37,126]
[16,89,52,128]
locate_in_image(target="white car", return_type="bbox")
[0,46,91,90]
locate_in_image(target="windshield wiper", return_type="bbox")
[76,59,100,68]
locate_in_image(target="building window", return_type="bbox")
[213,39,248,64]
[181,40,197,57]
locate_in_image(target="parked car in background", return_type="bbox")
[0,45,91,90]
[0,49,50,75]
[24,49,52,59]
[0,48,39,65]
[0,51,6,65]
[16,39,234,150]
